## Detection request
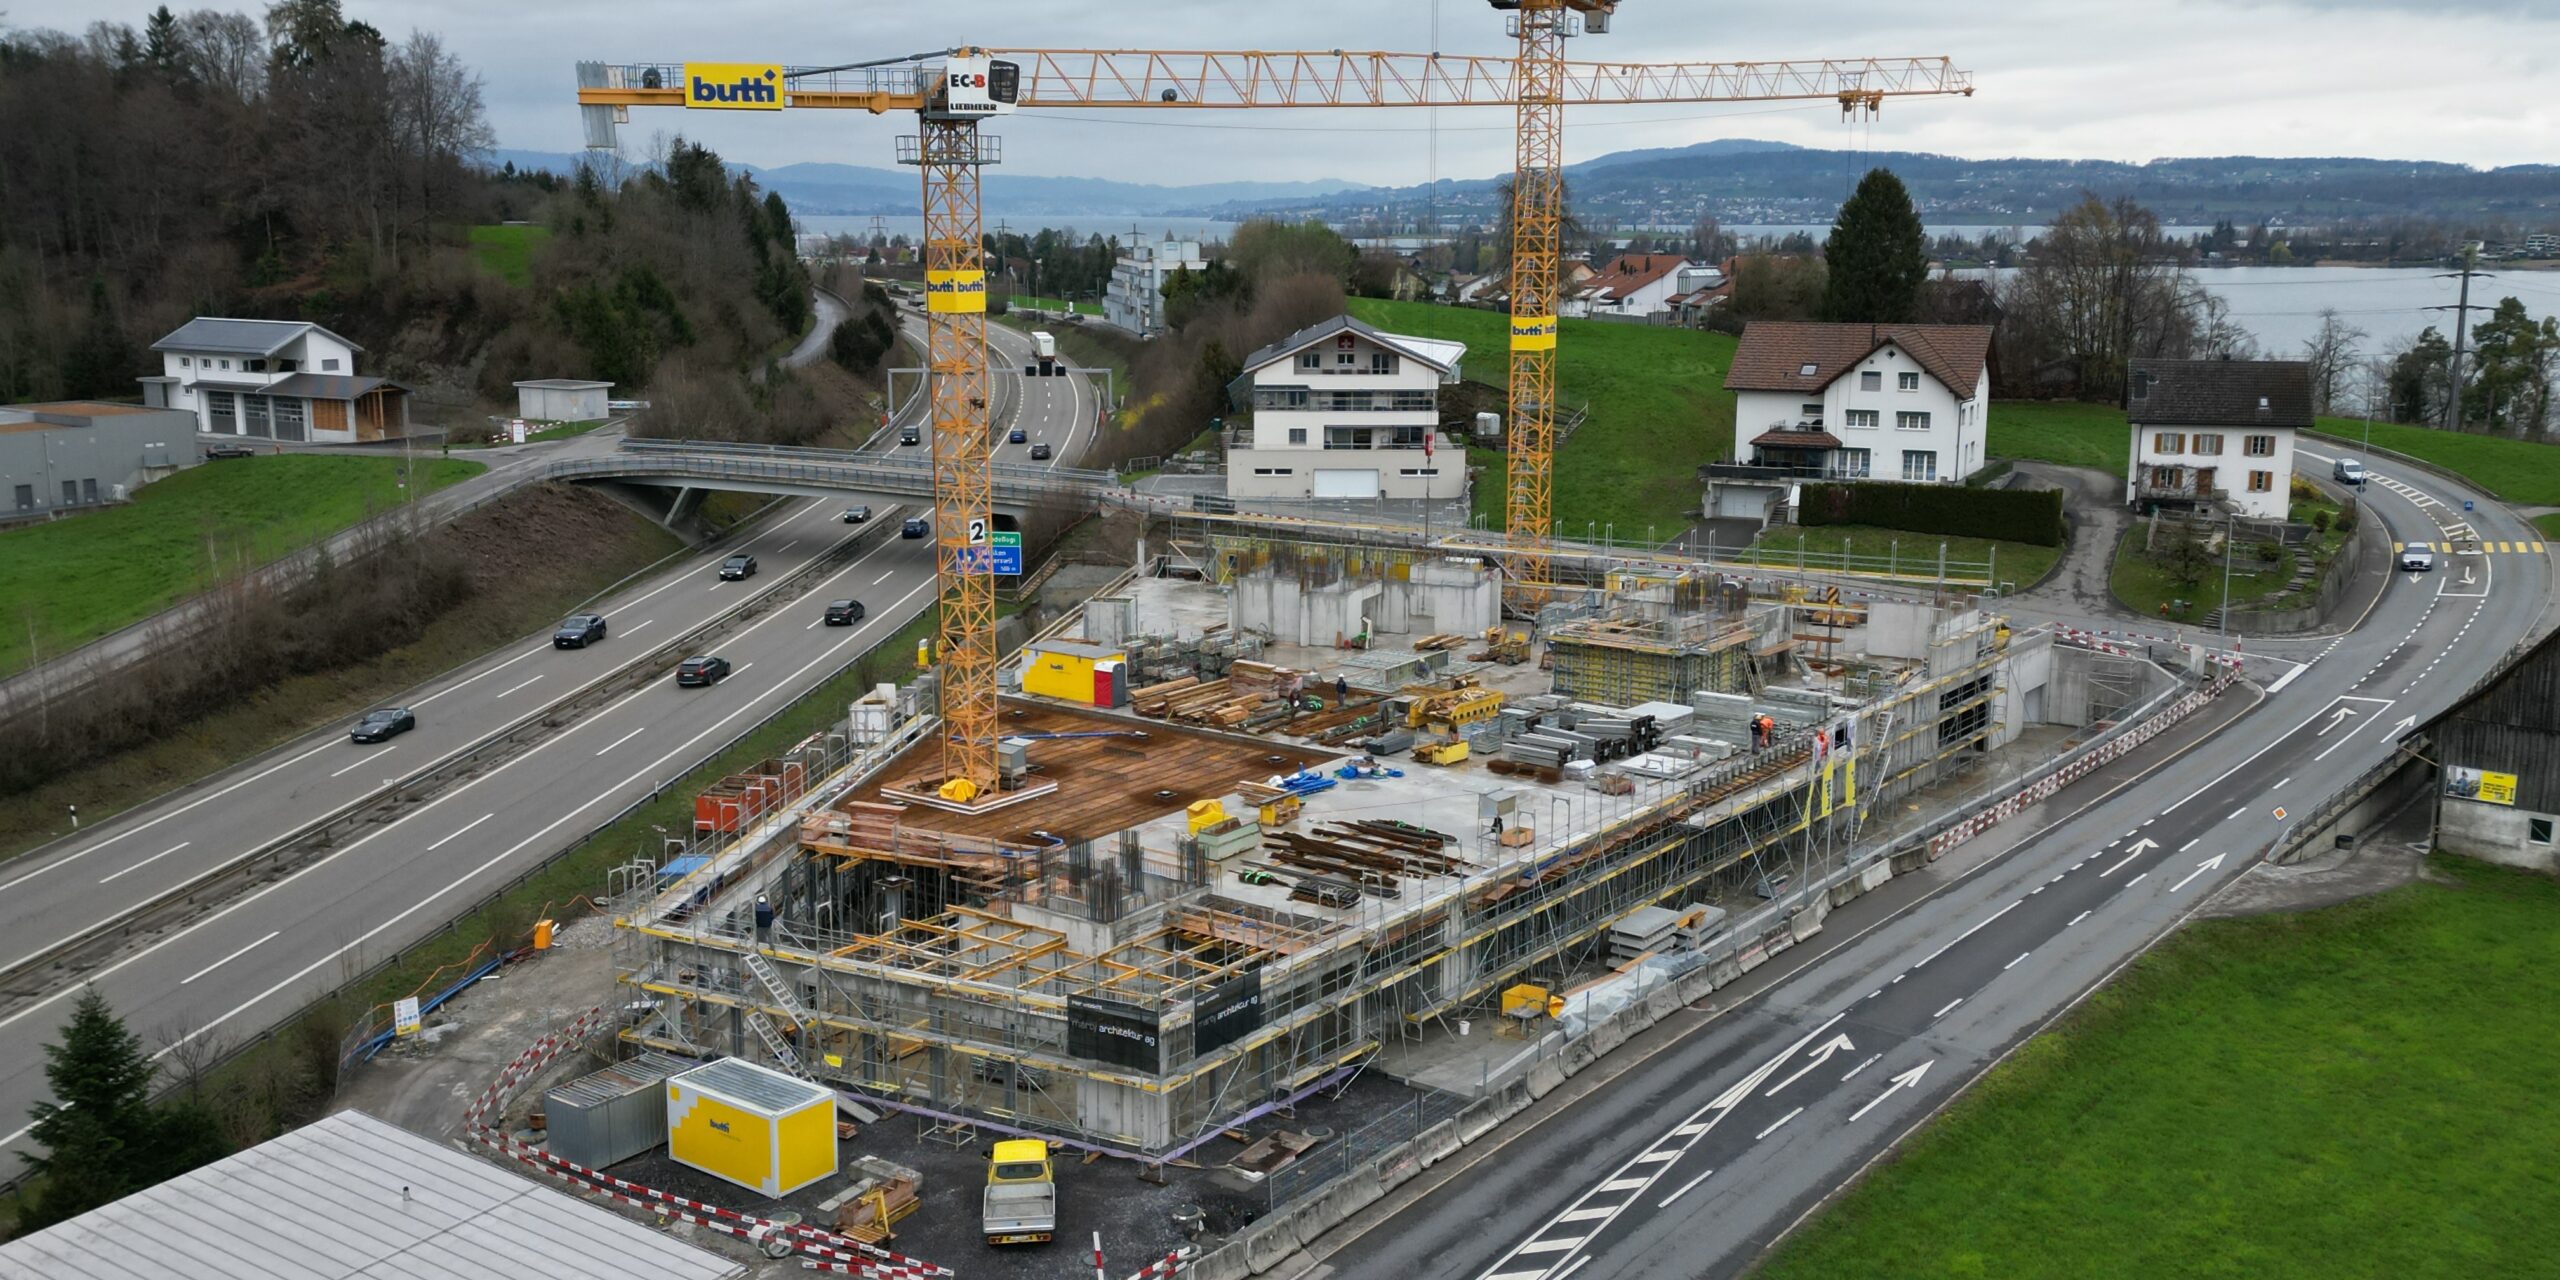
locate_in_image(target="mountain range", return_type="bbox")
[488,149,1370,217]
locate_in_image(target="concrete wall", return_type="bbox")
[1231,559,1498,646]
[2439,793,2560,874]
[0,407,199,517]
[2042,646,2175,728]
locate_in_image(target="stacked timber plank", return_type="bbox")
[1132,661,1311,728]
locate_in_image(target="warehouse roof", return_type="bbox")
[0,1110,743,1280]
[515,379,614,391]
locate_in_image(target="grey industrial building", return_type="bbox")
[514,378,614,423]
[0,401,199,520]
[2416,626,2560,874]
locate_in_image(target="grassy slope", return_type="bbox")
[2108,523,2290,622]
[467,224,551,286]
[0,455,483,674]
[1761,857,2560,1279]
[1346,300,1736,533]
[2535,512,2560,538]
[1989,401,2134,477]
[0,486,680,858]
[1741,523,2061,589]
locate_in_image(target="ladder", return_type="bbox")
[745,1009,808,1077]
[743,953,816,1079]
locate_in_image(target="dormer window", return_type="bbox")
[2131,371,2152,400]
[1798,363,1819,376]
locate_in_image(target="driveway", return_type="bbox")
[2004,460,2133,617]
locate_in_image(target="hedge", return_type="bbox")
[1799,480,2065,547]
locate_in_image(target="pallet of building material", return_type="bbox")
[1412,633,1470,651]
[1133,675,1203,715]
[1286,875,1365,909]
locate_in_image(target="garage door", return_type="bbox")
[1313,469,1380,500]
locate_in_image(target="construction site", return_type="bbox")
[602,539,2169,1185]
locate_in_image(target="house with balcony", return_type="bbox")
[137,317,410,443]
[1703,321,1993,524]
[1105,235,1206,336]
[2124,358,2309,522]
[1223,315,1466,502]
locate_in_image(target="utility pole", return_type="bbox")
[2428,243,2494,430]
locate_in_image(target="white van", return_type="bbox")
[2333,457,2367,484]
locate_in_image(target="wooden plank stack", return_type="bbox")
[1132,661,1311,728]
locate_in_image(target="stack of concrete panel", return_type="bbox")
[1677,903,1728,946]
[1627,701,1696,736]
[1689,690,1755,740]
[1609,906,1681,960]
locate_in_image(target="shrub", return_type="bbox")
[1798,480,2065,546]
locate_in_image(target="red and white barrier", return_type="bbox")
[1926,667,2236,861]
[1126,1246,1200,1279]
[464,1008,952,1279]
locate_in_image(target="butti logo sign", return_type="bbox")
[684,63,784,110]
[1509,313,1559,352]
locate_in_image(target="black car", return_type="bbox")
[1009,428,1028,444]
[841,505,872,524]
[719,554,757,580]
[824,598,867,626]
[675,656,733,687]
[1029,442,1053,461]
[350,707,416,743]
[553,613,607,648]
[204,443,256,460]
[901,516,930,539]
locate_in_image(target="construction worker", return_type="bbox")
[1335,675,1350,705]
[754,894,774,944]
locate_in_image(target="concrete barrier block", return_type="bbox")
[1736,943,1768,974]
[1374,1144,1423,1194]
[1708,955,1743,986]
[1617,1000,1657,1036]
[1644,985,1682,1022]
[1562,1036,1597,1075]
[1323,1167,1383,1227]
[1242,1212,1302,1274]
[1590,1018,1627,1056]
[1790,902,1826,942]
[1860,860,1892,891]
[1527,1061,1566,1099]
[1190,1243,1255,1280]
[1678,969,1719,1004]
[1417,1118,1463,1167]
[1458,1099,1502,1143]
[1290,1193,1346,1249]
[1829,878,1865,909]
[1895,848,1929,873]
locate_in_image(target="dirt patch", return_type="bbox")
[2200,797,2436,919]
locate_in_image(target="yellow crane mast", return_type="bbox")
[573,44,1970,800]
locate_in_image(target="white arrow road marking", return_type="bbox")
[1850,1061,1934,1122]
[2100,841,2154,876]
[2170,854,2229,893]
[2318,706,2360,735]
[2383,714,2418,741]
[1763,1034,1856,1097]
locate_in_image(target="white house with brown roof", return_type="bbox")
[1564,253,1700,320]
[2125,358,2311,522]
[1224,315,1466,502]
[139,317,410,443]
[1725,322,1994,484]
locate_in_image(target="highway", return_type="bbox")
[0,314,1092,1170]
[1318,455,2550,1280]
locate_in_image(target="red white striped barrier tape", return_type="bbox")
[1927,668,2235,861]
[1126,1246,1199,1279]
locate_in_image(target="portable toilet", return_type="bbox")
[1094,657,1128,708]
[665,1057,838,1197]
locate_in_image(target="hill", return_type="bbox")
[488,149,1370,216]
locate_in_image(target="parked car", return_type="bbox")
[1009,427,1028,444]
[1029,442,1053,461]
[824,599,866,626]
[349,707,416,743]
[2333,457,2368,484]
[2400,547,2436,572]
[719,554,757,580]
[203,443,256,460]
[841,505,872,524]
[902,516,930,539]
[675,655,733,687]
[553,613,607,648]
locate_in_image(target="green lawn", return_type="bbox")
[1005,293,1102,315]
[2309,417,2560,505]
[0,454,483,674]
[1990,400,2134,477]
[1732,523,2059,589]
[1761,857,2560,1280]
[1346,299,1735,533]
[468,224,550,286]
[2535,512,2560,539]
[2109,520,2292,623]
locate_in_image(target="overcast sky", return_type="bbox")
[20,0,2559,182]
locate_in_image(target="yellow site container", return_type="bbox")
[1022,640,1127,704]
[665,1057,837,1198]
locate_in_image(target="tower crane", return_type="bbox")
[574,40,1971,803]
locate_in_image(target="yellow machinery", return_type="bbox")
[573,44,1970,792]
[1414,737,1471,766]
[1480,625,1531,665]
[1407,680,1505,730]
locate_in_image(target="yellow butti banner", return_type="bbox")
[1509,313,1559,351]
[683,62,784,110]
[926,268,988,314]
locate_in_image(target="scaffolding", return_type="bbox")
[1545,611,1761,706]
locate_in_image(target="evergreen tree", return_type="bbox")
[1818,168,1929,324]
[62,279,129,399]
[18,991,159,1231]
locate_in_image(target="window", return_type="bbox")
[61,480,78,505]
[1901,450,1939,482]
[1897,411,1932,431]
[1798,362,1819,376]
[1837,448,1872,478]
[1397,467,1441,477]
[1287,427,1308,446]
[81,479,98,503]
[2151,466,2181,489]
[218,358,231,370]
[322,357,341,371]
[1860,370,1882,391]
[277,358,298,373]
[2192,433,2224,456]
[1898,371,1921,391]
[2248,470,2275,493]
[2246,434,2276,457]
[1325,426,1374,450]
[1337,350,1356,367]
[1252,467,1294,476]
[2154,432,2185,453]
[179,356,191,368]
[245,359,267,373]
[1298,352,1321,371]
[2531,817,2554,845]
[1799,402,1825,422]
[1369,352,1397,375]
[12,485,30,511]
[1844,410,1879,430]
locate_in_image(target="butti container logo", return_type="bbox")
[684,63,784,110]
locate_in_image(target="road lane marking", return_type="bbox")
[1656,1169,1715,1209]
[1515,1238,1582,1255]
[1841,1054,1880,1081]
[1598,1177,1649,1193]
[330,749,395,778]
[1912,900,2017,969]
[623,619,654,636]
[2126,872,2148,887]
[2179,838,2200,852]
[494,674,545,699]
[2099,849,2143,877]
[2226,807,2246,820]
[414,644,551,707]
[2274,776,2291,789]
[2004,951,2031,971]
[0,736,342,897]
[1555,1206,1613,1223]
[425,813,494,852]
[1933,998,1965,1020]
[2068,910,2091,926]
[1754,1107,1803,1141]
[1633,1150,1680,1164]
[595,727,648,756]
[874,570,896,584]
[180,931,277,985]
[97,842,191,885]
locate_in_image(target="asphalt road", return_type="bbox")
[0,315,1091,1168]
[1319,455,2550,1280]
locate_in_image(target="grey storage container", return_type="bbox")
[543,1050,694,1170]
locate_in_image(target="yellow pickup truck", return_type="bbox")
[982,1138,1057,1245]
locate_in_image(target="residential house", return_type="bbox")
[1705,321,1993,525]
[1223,315,1466,502]
[0,401,198,520]
[1564,253,1693,320]
[2123,358,2310,522]
[138,318,411,442]
[1105,235,1206,335]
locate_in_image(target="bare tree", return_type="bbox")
[178,9,267,100]
[385,30,494,243]
[2301,308,2367,414]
